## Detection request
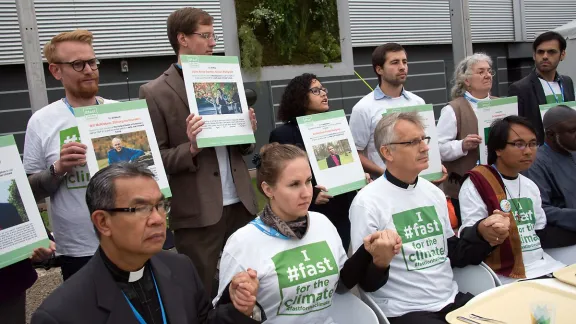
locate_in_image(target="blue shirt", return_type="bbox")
[108,147,145,164]
[373,86,410,100]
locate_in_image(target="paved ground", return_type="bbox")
[26,268,61,324]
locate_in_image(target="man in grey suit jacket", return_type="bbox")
[139,7,258,296]
[32,163,263,324]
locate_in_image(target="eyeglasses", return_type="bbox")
[388,136,431,147]
[54,58,100,72]
[192,32,221,42]
[506,141,539,150]
[103,200,171,218]
[309,87,328,96]
[474,69,496,77]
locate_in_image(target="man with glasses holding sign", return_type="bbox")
[32,163,263,324]
[509,31,575,144]
[23,30,116,280]
[459,116,570,284]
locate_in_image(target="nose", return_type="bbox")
[147,207,165,226]
[209,38,217,47]
[421,141,430,153]
[302,184,313,200]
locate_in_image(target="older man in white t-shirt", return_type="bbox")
[349,43,425,179]
[23,30,116,280]
[350,112,508,324]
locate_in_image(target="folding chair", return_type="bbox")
[330,291,379,324]
[357,289,391,324]
[545,245,576,266]
[452,262,499,295]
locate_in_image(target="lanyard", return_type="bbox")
[63,97,102,116]
[175,63,182,69]
[122,270,167,324]
[250,217,290,240]
[544,80,565,103]
[490,164,521,201]
[464,93,479,104]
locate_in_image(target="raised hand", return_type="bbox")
[229,268,259,317]
[249,108,257,132]
[462,134,483,151]
[363,229,402,269]
[56,142,87,175]
[186,113,204,155]
[314,185,333,205]
[479,210,511,246]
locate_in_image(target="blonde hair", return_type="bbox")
[43,30,94,63]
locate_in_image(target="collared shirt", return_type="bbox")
[100,248,166,324]
[349,85,425,176]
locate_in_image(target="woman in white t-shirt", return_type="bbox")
[214,143,401,324]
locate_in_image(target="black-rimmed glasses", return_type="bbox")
[309,87,328,96]
[102,200,171,218]
[388,136,431,147]
[54,58,100,72]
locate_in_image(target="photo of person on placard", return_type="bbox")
[326,145,342,168]
[313,139,354,170]
[92,131,152,169]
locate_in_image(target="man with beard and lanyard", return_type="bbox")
[524,105,576,235]
[23,30,116,280]
[508,31,575,144]
[32,163,264,323]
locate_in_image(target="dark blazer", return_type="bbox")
[139,65,258,230]
[508,70,575,143]
[31,250,259,324]
[326,154,341,168]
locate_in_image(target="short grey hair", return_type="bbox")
[450,53,493,99]
[374,112,425,161]
[86,162,155,238]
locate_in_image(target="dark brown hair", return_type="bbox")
[167,7,214,54]
[372,43,405,85]
[256,143,307,196]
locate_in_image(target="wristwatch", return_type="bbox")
[50,161,67,178]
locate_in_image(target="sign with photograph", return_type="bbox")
[297,110,366,196]
[74,100,171,197]
[0,135,50,269]
[181,55,256,148]
[477,97,518,164]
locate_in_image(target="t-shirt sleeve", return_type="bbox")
[213,234,248,306]
[458,178,488,235]
[349,104,370,151]
[23,119,46,174]
[349,201,382,252]
[531,182,547,230]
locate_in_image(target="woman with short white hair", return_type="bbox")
[437,53,496,221]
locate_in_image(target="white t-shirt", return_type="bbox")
[214,146,240,206]
[437,92,490,162]
[459,173,565,284]
[539,78,564,104]
[349,176,458,317]
[349,88,425,173]
[23,98,116,257]
[214,212,347,324]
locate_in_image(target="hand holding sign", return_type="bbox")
[57,142,88,174]
[462,134,483,151]
[364,229,402,269]
[479,210,511,246]
[186,113,204,155]
[229,268,259,316]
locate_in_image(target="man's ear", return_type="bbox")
[380,145,393,163]
[560,50,566,62]
[92,210,112,238]
[177,32,188,50]
[48,63,62,81]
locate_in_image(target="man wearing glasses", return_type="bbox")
[32,163,264,324]
[459,116,570,284]
[350,112,502,323]
[23,30,116,280]
[139,7,258,297]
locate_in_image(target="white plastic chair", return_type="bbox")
[545,245,576,265]
[357,289,391,324]
[330,291,379,324]
[452,262,500,295]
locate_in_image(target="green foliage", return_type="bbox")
[41,210,51,231]
[8,180,28,223]
[235,0,341,71]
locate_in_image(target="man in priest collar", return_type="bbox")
[437,53,496,224]
[508,31,575,144]
[350,112,506,323]
[524,105,576,234]
[32,162,264,324]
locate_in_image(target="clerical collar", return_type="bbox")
[384,169,418,189]
[100,247,146,283]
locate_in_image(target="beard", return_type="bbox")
[383,75,406,87]
[537,60,559,72]
[69,75,99,99]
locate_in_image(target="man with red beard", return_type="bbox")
[23,30,116,280]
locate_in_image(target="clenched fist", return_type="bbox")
[364,229,402,269]
[478,210,511,246]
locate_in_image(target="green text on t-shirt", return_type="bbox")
[272,241,339,316]
[510,197,541,252]
[393,206,447,271]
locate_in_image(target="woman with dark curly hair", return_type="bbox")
[269,73,366,250]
